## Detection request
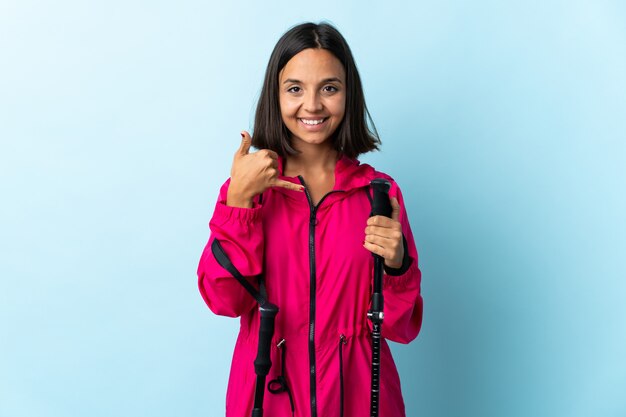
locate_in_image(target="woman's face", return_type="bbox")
[278,48,346,150]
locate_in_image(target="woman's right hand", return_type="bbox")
[227,131,303,208]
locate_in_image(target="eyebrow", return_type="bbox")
[282,77,343,84]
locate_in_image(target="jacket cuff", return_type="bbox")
[212,200,262,226]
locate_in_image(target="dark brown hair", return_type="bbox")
[252,22,380,159]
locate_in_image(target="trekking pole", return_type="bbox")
[211,239,278,417]
[368,179,392,417]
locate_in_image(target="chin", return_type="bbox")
[294,133,335,147]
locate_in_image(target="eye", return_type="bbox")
[322,85,339,93]
[287,86,301,93]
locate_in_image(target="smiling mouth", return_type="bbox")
[299,118,328,125]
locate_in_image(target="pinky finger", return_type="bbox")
[363,241,385,258]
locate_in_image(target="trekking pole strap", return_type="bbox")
[211,238,269,306]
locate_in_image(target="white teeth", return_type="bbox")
[300,118,325,125]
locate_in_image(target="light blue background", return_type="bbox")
[1,1,625,416]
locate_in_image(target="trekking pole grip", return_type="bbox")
[255,302,279,377]
[371,178,392,218]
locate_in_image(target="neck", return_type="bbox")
[284,141,338,177]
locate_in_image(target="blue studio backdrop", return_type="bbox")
[1,1,624,416]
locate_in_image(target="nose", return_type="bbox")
[303,90,323,112]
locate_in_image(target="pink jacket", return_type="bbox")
[198,155,423,417]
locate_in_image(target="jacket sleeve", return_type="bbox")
[380,183,423,344]
[197,179,264,318]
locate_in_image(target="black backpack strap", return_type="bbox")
[211,238,268,306]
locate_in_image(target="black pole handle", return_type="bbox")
[255,302,279,377]
[252,302,278,417]
[369,178,392,299]
[370,178,392,218]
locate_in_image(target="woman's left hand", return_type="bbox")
[363,197,404,269]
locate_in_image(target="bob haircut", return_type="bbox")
[252,22,380,159]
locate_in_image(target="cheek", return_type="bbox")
[279,96,298,118]
[331,96,346,120]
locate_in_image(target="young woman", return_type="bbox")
[197,22,423,417]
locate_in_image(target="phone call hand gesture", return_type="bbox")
[227,131,304,208]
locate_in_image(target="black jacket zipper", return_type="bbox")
[297,175,342,417]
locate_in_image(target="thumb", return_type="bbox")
[237,131,252,156]
[390,197,401,222]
